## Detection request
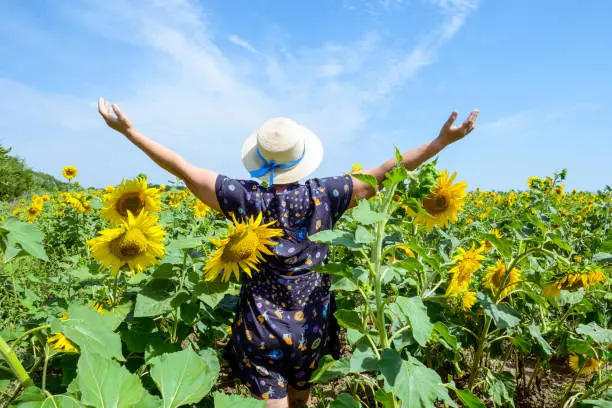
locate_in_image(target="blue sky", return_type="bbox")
[0,0,610,191]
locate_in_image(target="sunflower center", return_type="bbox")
[222,229,259,262]
[116,192,145,217]
[423,194,448,215]
[27,207,40,215]
[109,229,147,260]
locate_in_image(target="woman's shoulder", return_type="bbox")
[217,175,264,191]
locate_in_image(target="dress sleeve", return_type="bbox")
[215,175,262,219]
[316,175,354,225]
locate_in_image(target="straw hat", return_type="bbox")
[241,117,323,185]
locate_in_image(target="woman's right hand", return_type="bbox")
[98,97,134,135]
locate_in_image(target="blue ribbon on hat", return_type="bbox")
[249,144,306,185]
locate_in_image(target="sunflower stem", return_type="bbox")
[172,251,189,343]
[562,367,582,404]
[0,336,33,387]
[113,270,122,306]
[467,315,492,388]
[41,349,50,393]
[10,325,51,352]
[372,185,396,351]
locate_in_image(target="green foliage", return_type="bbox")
[0,151,610,407]
[0,145,68,201]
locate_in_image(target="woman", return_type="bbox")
[97,98,478,408]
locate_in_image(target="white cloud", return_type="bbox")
[0,0,478,186]
[228,34,258,54]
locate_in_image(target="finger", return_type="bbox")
[444,111,459,129]
[111,103,127,121]
[98,97,108,119]
[461,110,480,132]
[464,110,480,126]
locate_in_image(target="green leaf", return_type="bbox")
[60,305,124,361]
[3,217,48,261]
[482,234,512,258]
[354,226,374,244]
[566,336,592,355]
[40,395,83,408]
[577,400,612,408]
[152,263,176,279]
[383,166,409,190]
[392,296,433,347]
[485,371,516,407]
[132,392,163,408]
[331,276,359,292]
[374,389,396,408]
[134,279,188,318]
[309,229,361,250]
[352,173,379,191]
[213,392,266,408]
[510,335,531,354]
[310,355,351,383]
[334,310,364,332]
[576,322,612,344]
[549,232,572,252]
[476,292,521,329]
[77,351,145,408]
[349,344,379,373]
[329,394,361,408]
[9,385,45,407]
[592,252,612,264]
[193,280,230,308]
[313,262,353,278]
[454,389,486,408]
[149,348,219,408]
[166,237,204,251]
[379,349,455,408]
[557,290,585,306]
[433,322,457,350]
[394,145,403,166]
[352,200,388,225]
[528,324,553,355]
[102,301,133,331]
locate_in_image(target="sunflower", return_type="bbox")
[62,193,90,213]
[48,333,78,353]
[445,244,485,296]
[482,259,521,300]
[204,213,284,282]
[527,176,540,190]
[86,302,105,316]
[87,211,166,275]
[100,178,161,225]
[32,195,44,207]
[104,185,115,193]
[490,228,502,238]
[194,200,210,218]
[409,170,467,230]
[394,244,415,258]
[25,204,43,223]
[542,269,606,298]
[351,162,363,173]
[569,354,602,375]
[62,166,78,180]
[461,291,477,311]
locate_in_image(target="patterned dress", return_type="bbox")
[215,174,353,399]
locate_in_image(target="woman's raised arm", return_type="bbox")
[97,98,220,210]
[350,110,479,206]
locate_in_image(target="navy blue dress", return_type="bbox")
[215,174,353,400]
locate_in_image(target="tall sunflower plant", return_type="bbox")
[0,178,263,407]
[307,148,486,408]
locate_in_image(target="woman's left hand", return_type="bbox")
[436,110,479,147]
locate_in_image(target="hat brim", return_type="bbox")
[241,125,323,185]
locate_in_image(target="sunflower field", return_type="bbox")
[0,155,610,408]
